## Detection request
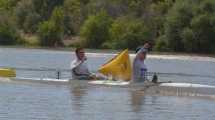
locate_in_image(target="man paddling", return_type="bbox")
[133,43,160,83]
[71,48,105,80]
[71,48,96,80]
[135,42,151,53]
[132,48,148,82]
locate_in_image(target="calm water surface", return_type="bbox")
[0,47,215,120]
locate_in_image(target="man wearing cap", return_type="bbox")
[132,47,148,82]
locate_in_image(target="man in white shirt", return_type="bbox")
[71,48,95,80]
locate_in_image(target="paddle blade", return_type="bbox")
[0,68,16,77]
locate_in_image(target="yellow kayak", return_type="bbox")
[98,49,132,81]
[0,68,16,77]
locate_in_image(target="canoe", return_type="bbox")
[88,80,215,89]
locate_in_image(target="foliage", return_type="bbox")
[159,0,215,53]
[80,11,112,48]
[15,0,41,33]
[37,7,64,47]
[63,0,81,35]
[0,11,21,45]
[0,0,215,53]
[154,35,169,52]
[108,17,151,49]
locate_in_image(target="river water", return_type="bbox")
[0,47,215,120]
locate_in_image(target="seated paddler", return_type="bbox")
[133,43,158,83]
[71,48,95,80]
[71,48,106,80]
[132,47,148,82]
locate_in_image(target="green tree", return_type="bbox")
[0,11,21,45]
[80,11,112,48]
[32,0,64,20]
[15,0,41,33]
[154,35,169,51]
[37,7,64,47]
[108,17,151,49]
[15,0,64,33]
[190,14,215,53]
[158,0,215,53]
[63,0,81,35]
[0,0,19,11]
[164,0,194,52]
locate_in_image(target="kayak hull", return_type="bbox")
[88,80,215,89]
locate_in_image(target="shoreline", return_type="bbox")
[0,45,215,58]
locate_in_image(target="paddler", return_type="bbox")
[71,48,105,80]
[135,41,151,53]
[133,43,158,83]
[132,47,148,82]
[71,48,95,80]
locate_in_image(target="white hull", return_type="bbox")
[1,77,215,89]
[89,80,215,89]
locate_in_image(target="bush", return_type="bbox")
[80,11,112,48]
[190,14,215,53]
[108,17,151,49]
[37,7,64,47]
[160,0,215,53]
[38,21,56,46]
[163,0,194,52]
[0,25,17,45]
[0,11,21,45]
[63,0,81,35]
[15,0,41,33]
[23,12,41,33]
[181,28,196,52]
[154,35,169,52]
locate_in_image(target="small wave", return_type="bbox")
[145,85,215,100]
[6,77,70,85]
[160,83,215,88]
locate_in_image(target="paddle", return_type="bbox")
[0,68,16,77]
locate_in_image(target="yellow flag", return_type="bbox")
[98,49,132,81]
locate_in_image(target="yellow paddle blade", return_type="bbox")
[0,68,16,77]
[98,49,132,81]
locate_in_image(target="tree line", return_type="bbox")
[0,0,215,53]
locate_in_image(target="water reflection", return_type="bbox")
[69,81,88,111]
[130,90,145,112]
